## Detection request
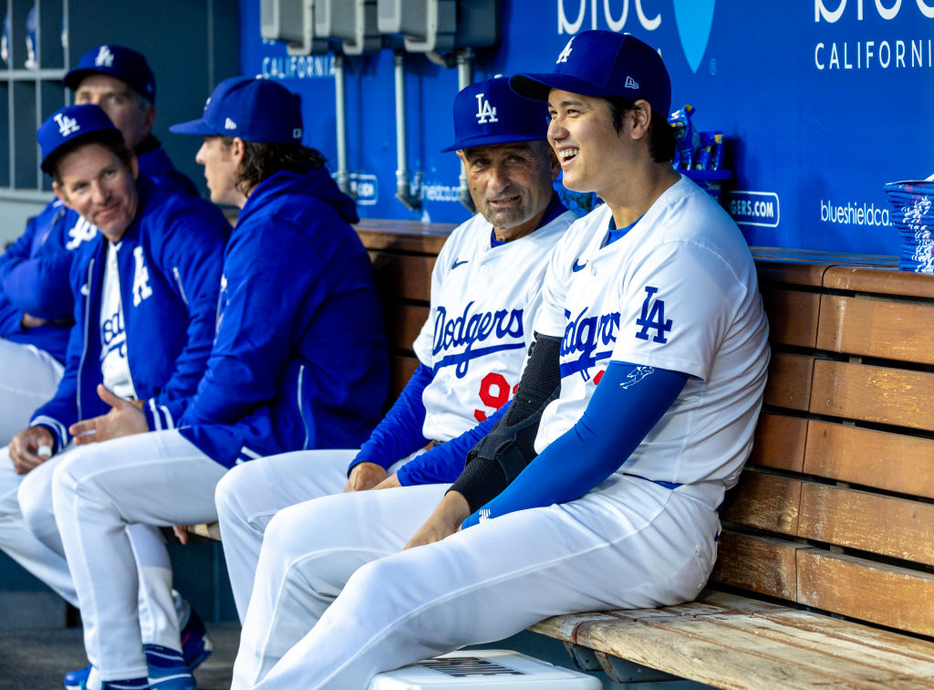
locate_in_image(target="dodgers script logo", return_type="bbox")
[432,302,525,378]
[475,93,498,124]
[560,306,620,381]
[100,309,127,361]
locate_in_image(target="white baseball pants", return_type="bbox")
[51,429,226,682]
[235,476,721,690]
[215,449,419,622]
[0,338,63,446]
[0,443,191,646]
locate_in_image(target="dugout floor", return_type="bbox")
[0,622,239,689]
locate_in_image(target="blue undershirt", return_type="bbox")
[348,363,510,481]
[462,361,687,528]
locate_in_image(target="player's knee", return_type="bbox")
[214,463,251,522]
[261,502,321,558]
[16,478,56,542]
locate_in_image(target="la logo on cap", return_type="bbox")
[556,38,574,64]
[95,45,114,67]
[475,93,498,124]
[54,112,80,137]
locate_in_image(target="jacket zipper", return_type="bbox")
[77,259,95,422]
[298,364,309,449]
[172,267,189,305]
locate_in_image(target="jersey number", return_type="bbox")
[474,372,517,422]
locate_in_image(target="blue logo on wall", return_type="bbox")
[672,0,716,73]
[728,191,781,228]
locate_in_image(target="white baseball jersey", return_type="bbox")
[535,176,769,490]
[99,242,136,399]
[413,208,576,442]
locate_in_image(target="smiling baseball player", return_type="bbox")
[230,31,770,690]
[0,45,196,448]
[212,76,576,630]
[46,76,388,690]
[0,103,228,690]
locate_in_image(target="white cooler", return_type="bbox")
[368,649,602,689]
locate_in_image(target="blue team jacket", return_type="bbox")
[0,142,197,362]
[160,167,390,468]
[29,175,229,451]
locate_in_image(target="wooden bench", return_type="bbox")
[195,221,934,687]
[531,259,934,687]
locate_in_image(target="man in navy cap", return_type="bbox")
[48,76,388,690]
[0,103,229,690]
[234,32,768,690]
[217,75,576,689]
[0,45,195,448]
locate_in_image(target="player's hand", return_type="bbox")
[69,385,149,445]
[20,313,48,330]
[405,491,470,549]
[373,473,402,490]
[9,426,55,475]
[344,462,388,492]
[173,526,190,545]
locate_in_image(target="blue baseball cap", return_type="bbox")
[64,45,156,104]
[38,104,122,174]
[440,76,550,153]
[169,76,304,145]
[510,31,671,119]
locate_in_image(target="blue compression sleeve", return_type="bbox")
[348,363,434,472]
[396,401,510,485]
[462,361,687,528]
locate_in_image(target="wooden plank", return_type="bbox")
[570,610,934,689]
[762,289,820,348]
[817,295,934,365]
[389,355,419,401]
[711,532,802,601]
[754,260,828,288]
[384,303,428,352]
[822,266,934,300]
[721,473,800,536]
[803,421,934,499]
[797,549,934,637]
[763,353,813,412]
[356,220,454,254]
[368,251,435,302]
[810,360,934,432]
[529,611,623,642]
[797,483,934,566]
[747,413,807,472]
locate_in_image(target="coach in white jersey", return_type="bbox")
[233,31,771,690]
[214,75,575,624]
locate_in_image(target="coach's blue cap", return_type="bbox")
[440,76,549,153]
[64,45,156,104]
[38,104,122,173]
[510,31,671,119]
[169,76,303,144]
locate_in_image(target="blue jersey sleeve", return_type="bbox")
[461,361,687,528]
[396,401,509,485]
[0,203,75,321]
[348,363,434,472]
[144,201,227,420]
